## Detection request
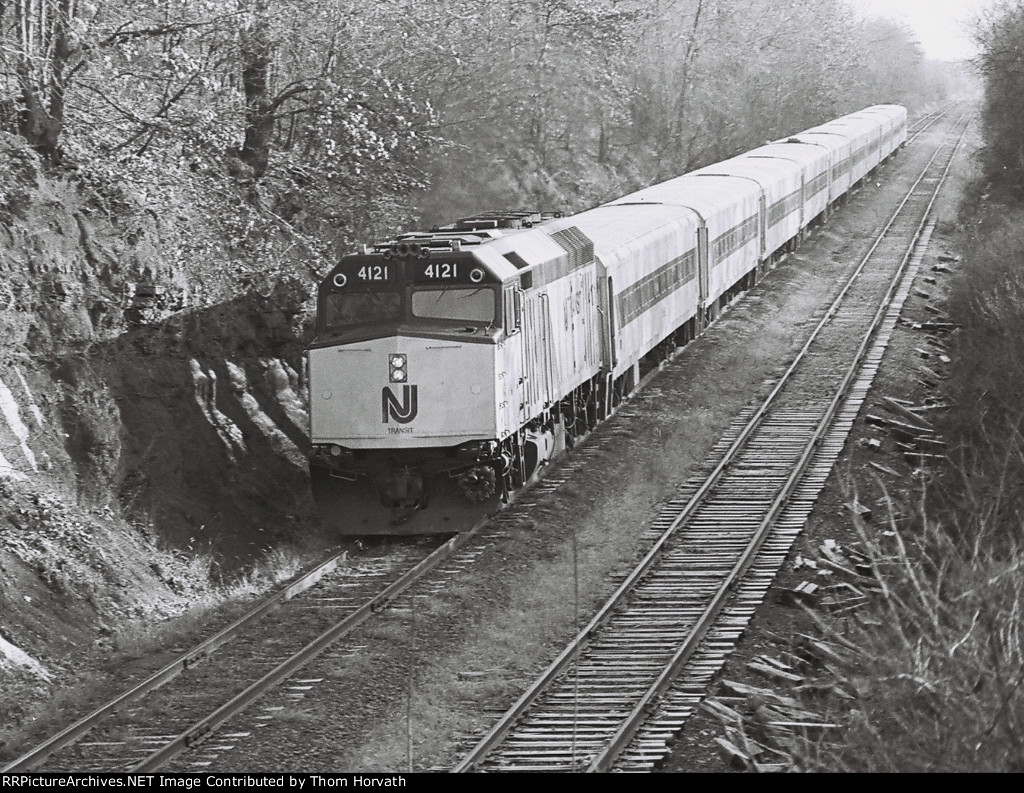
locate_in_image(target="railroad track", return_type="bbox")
[907,103,951,138]
[1,339,732,772]
[454,108,970,772]
[2,533,476,773]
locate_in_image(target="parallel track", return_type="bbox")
[907,104,950,139]
[455,109,969,772]
[4,533,471,772]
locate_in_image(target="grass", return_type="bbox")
[106,546,308,659]
[326,492,663,770]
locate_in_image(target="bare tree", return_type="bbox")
[9,0,89,162]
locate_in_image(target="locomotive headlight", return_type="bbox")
[389,353,408,383]
[332,273,347,288]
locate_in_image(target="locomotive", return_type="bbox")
[306,105,908,532]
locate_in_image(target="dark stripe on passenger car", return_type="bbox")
[711,215,759,261]
[615,249,698,327]
[768,188,803,227]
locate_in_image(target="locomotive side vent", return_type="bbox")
[549,226,595,271]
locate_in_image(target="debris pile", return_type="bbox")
[705,533,897,771]
[703,656,849,772]
[861,393,950,474]
[700,249,966,772]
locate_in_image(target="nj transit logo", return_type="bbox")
[381,385,418,424]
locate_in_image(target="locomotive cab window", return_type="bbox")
[411,287,496,324]
[322,290,402,330]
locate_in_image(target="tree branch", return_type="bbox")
[98,15,240,48]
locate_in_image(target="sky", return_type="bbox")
[844,0,993,60]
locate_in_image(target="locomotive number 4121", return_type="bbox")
[358,265,389,281]
[424,263,458,279]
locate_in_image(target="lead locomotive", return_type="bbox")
[306,105,907,531]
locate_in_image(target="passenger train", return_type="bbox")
[306,105,908,532]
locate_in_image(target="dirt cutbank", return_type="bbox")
[0,139,332,756]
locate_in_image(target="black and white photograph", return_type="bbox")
[1,0,1018,777]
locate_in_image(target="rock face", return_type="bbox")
[0,135,323,735]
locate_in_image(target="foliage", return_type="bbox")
[0,132,41,216]
[805,494,1024,772]
[940,204,1024,540]
[0,0,957,275]
[402,0,950,224]
[972,0,1024,198]
[0,0,438,278]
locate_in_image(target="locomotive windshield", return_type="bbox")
[316,251,501,337]
[322,290,402,329]
[411,287,495,324]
